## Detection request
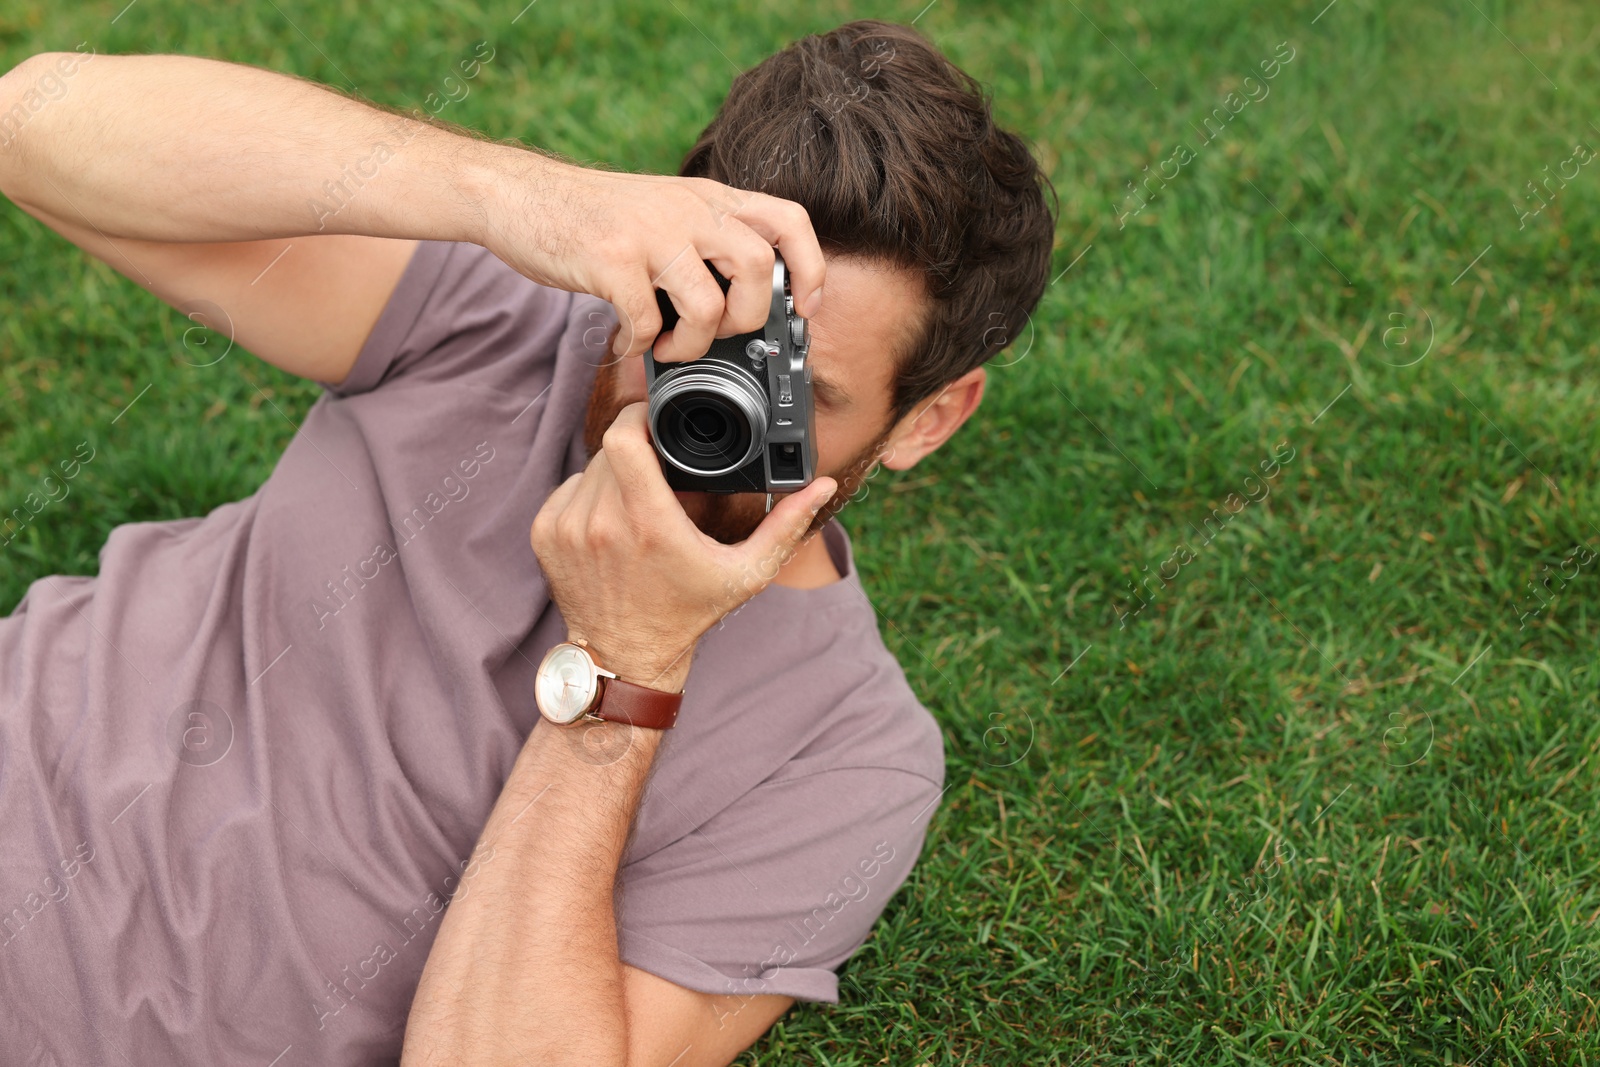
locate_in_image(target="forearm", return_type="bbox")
[0,51,533,246]
[402,700,675,1066]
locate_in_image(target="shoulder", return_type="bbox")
[324,240,614,397]
[614,523,946,1002]
[705,520,942,781]
[631,521,944,854]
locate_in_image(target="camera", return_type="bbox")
[643,253,817,494]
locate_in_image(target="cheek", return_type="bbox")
[814,412,876,476]
[811,413,845,470]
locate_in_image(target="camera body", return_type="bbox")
[643,253,817,494]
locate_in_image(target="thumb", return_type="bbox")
[735,477,838,583]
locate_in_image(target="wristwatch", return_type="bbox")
[534,638,682,730]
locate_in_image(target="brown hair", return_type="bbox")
[680,19,1058,426]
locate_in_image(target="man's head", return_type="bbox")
[585,19,1057,543]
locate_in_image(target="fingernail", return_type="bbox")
[802,287,823,318]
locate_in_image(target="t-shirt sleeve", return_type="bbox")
[318,239,582,397]
[615,764,942,1004]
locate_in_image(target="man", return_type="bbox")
[0,19,1053,1065]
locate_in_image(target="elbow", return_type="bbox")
[0,49,95,159]
[0,53,45,132]
[0,50,52,91]
[1,50,68,97]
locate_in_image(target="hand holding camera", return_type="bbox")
[481,151,826,362]
[506,156,835,684]
[529,403,836,693]
[644,253,819,494]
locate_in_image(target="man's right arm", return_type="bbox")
[0,51,827,384]
[0,51,490,385]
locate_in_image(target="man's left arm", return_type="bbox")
[400,404,837,1067]
[400,695,790,1066]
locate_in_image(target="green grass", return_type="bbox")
[4,0,1600,1063]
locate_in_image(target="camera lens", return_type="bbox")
[665,396,748,465]
[685,405,729,446]
[649,363,769,477]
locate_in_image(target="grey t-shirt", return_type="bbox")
[0,239,945,1064]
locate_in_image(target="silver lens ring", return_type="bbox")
[649,363,770,477]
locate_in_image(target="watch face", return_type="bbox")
[536,643,599,724]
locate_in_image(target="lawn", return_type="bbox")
[3,0,1599,1063]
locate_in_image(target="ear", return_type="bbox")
[880,367,986,471]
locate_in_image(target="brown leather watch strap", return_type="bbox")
[592,676,682,730]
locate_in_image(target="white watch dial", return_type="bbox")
[536,643,599,724]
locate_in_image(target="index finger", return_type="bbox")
[723,190,826,318]
[597,402,692,526]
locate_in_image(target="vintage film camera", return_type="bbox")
[643,253,817,495]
